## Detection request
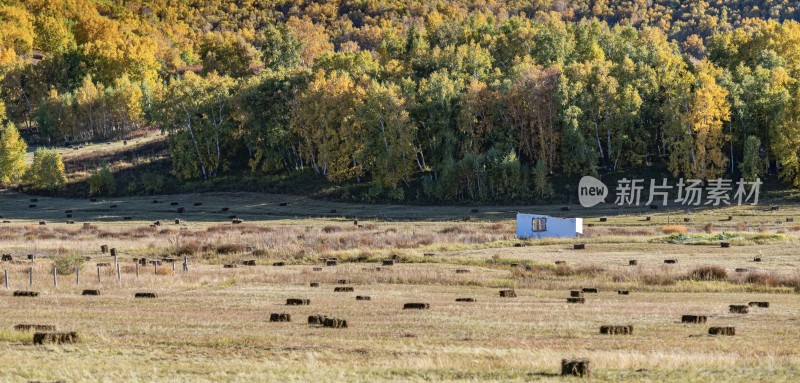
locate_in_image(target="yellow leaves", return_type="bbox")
[0,122,27,185]
[286,16,333,68]
[0,5,35,63]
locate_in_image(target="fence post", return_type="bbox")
[53,267,57,288]
[76,268,80,285]
[117,263,121,282]
[29,266,33,286]
[4,270,8,289]
[172,262,175,272]
[153,261,157,274]
[113,253,117,266]
[135,262,139,277]
[183,256,188,272]
[96,267,100,283]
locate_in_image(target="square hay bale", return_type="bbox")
[455,269,470,274]
[109,204,117,208]
[242,260,256,266]
[566,297,585,304]
[570,290,583,297]
[555,260,566,265]
[455,298,475,302]
[272,261,285,266]
[787,217,794,222]
[599,217,607,222]
[1,254,12,261]
[322,317,347,328]
[176,207,185,214]
[286,298,310,306]
[681,315,708,323]
[581,288,598,293]
[279,202,288,206]
[223,264,237,269]
[310,282,320,287]
[337,279,350,284]
[645,216,651,221]
[109,248,117,257]
[66,214,73,218]
[403,303,429,309]
[174,219,181,224]
[30,198,38,202]
[721,242,731,248]
[13,291,38,297]
[683,218,691,223]
[748,301,769,308]
[735,268,749,273]
[709,326,735,336]
[13,324,55,332]
[382,259,395,266]
[66,220,75,224]
[664,259,677,264]
[33,331,78,345]
[629,260,638,266]
[312,267,322,271]
[599,325,633,335]
[123,216,132,220]
[153,200,160,204]
[499,289,516,297]
[269,313,291,322]
[423,252,435,257]
[573,243,585,250]
[38,221,46,225]
[729,305,749,314]
[308,315,325,325]
[753,257,762,262]
[28,204,36,208]
[561,359,590,377]
[96,263,110,267]
[232,219,244,224]
[221,207,229,212]
[171,202,179,206]
[326,259,338,266]
[134,292,157,298]
[81,289,100,296]
[334,287,354,292]
[617,290,630,295]
[356,295,371,301]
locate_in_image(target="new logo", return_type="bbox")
[579,176,608,208]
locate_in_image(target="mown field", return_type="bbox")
[0,191,799,382]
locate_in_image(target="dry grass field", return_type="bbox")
[1,190,800,382]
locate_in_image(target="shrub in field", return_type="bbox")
[661,225,688,234]
[88,165,116,196]
[53,253,85,275]
[689,265,728,281]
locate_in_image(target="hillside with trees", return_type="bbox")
[2,0,800,201]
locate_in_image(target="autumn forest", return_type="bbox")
[2,0,800,202]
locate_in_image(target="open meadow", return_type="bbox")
[0,191,799,382]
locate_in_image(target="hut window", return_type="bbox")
[532,217,547,232]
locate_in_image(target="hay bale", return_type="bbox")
[123,216,132,220]
[81,289,100,296]
[683,218,691,222]
[735,268,749,273]
[279,202,288,206]
[356,295,371,301]
[312,267,322,271]
[771,206,780,211]
[28,204,36,208]
[403,303,429,309]
[787,217,794,222]
[337,279,350,284]
[170,202,179,206]
[617,290,630,295]
[273,261,285,266]
[177,207,185,213]
[326,258,338,266]
[162,258,176,263]
[566,297,585,304]
[510,263,520,268]
[1,254,12,261]
[66,220,75,224]
[499,289,516,297]
[334,287,354,292]
[709,326,735,336]
[38,221,46,225]
[629,260,638,266]
[729,305,749,314]
[310,282,320,287]
[30,198,38,202]
[323,317,348,328]
[109,248,117,257]
[727,215,734,221]
[223,264,237,268]
[681,315,707,323]
[134,292,157,298]
[109,204,117,208]
[286,298,310,306]
[153,200,160,204]
[581,288,598,293]
[220,207,229,212]
[555,260,566,265]
[573,243,585,250]
[561,359,590,377]
[66,214,73,219]
[232,219,243,224]
[645,216,651,221]
[33,332,78,345]
[96,262,110,267]
[599,325,633,335]
[308,315,324,325]
[664,259,677,264]
[599,217,607,222]
[269,313,291,322]
[753,257,762,262]
[242,260,256,266]
[423,252,435,257]
[174,219,181,224]
[193,202,202,206]
[455,269,470,274]
[721,242,731,248]
[456,298,475,302]
[13,324,55,332]
[748,301,769,308]
[570,290,583,297]
[13,291,38,297]
[382,259,395,266]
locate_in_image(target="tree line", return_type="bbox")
[2,1,800,200]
